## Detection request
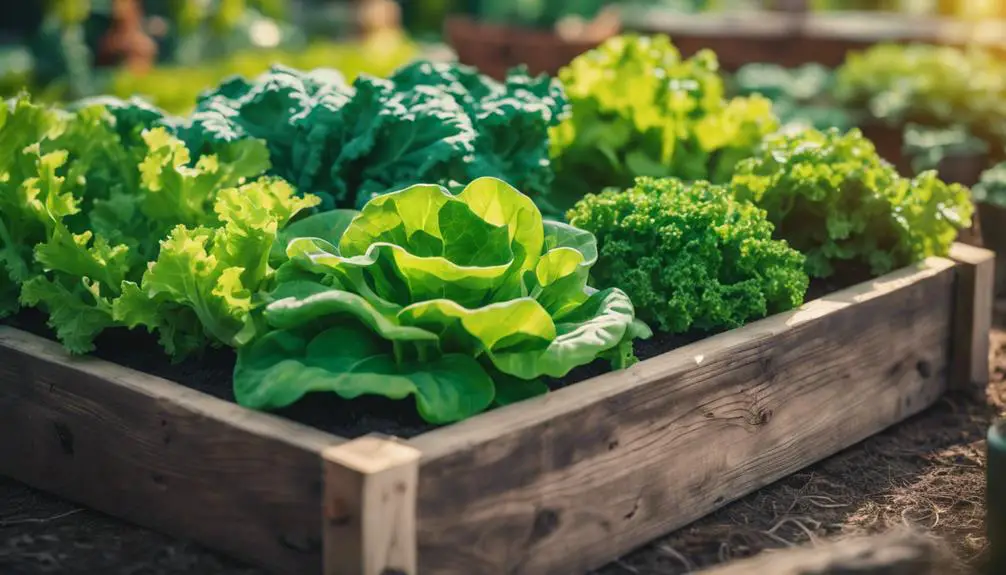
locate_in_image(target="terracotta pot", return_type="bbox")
[444,15,619,80]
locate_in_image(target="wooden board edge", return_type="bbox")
[696,529,951,575]
[0,324,348,573]
[0,325,341,453]
[409,256,957,459]
[948,242,995,390]
[411,258,956,574]
[322,434,421,575]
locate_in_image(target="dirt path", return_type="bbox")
[3,327,1003,574]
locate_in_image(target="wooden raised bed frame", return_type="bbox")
[0,243,994,575]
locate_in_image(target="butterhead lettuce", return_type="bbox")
[234,177,651,424]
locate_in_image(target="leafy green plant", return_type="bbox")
[176,60,567,212]
[0,95,318,356]
[234,177,650,424]
[548,34,778,217]
[973,162,1006,207]
[566,176,808,334]
[729,62,853,132]
[731,127,974,278]
[834,43,1006,163]
[902,123,989,175]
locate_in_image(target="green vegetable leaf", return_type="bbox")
[269,209,358,267]
[568,177,808,334]
[732,127,973,277]
[114,177,320,355]
[548,34,779,216]
[234,325,495,424]
[237,177,647,423]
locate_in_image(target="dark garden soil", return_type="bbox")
[1,272,867,441]
[6,269,984,575]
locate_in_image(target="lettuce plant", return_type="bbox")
[234,177,650,424]
[546,34,778,216]
[567,177,808,334]
[0,95,318,356]
[973,162,1006,207]
[834,43,1006,163]
[731,127,974,278]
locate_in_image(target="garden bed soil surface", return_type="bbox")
[1,274,865,440]
[0,274,998,575]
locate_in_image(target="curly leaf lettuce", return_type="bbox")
[0,97,136,350]
[731,127,974,278]
[547,34,778,216]
[0,95,313,356]
[235,177,649,424]
[114,178,320,357]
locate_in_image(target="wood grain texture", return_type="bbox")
[948,243,995,390]
[0,327,340,574]
[323,435,420,575]
[410,257,959,575]
[696,530,953,575]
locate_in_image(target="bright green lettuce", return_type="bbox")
[234,177,650,424]
[547,34,779,216]
[113,177,320,357]
[0,94,317,355]
[567,176,808,334]
[0,95,141,350]
[731,127,974,278]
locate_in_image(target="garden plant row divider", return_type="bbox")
[0,242,994,575]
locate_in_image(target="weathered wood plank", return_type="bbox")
[696,530,956,575]
[323,435,420,575]
[410,257,959,575]
[948,243,995,391]
[0,327,339,574]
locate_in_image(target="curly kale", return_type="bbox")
[567,177,808,334]
[173,61,567,211]
[731,127,974,278]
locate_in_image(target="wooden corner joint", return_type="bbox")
[322,435,422,575]
[947,242,995,390]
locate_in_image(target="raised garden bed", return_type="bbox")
[0,243,993,575]
[444,15,618,81]
[620,11,1006,70]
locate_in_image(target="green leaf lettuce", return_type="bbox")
[234,177,650,424]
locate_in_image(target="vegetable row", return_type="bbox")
[730,43,1006,192]
[0,34,974,424]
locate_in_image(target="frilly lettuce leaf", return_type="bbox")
[114,177,319,356]
[234,177,649,424]
[547,34,778,217]
[731,127,973,277]
[0,95,317,357]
